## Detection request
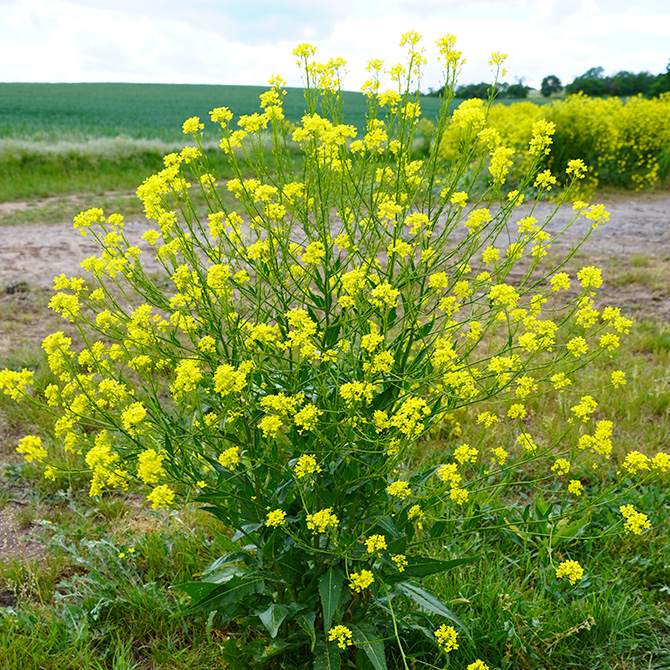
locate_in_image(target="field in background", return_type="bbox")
[0,84,445,203]
[0,83,451,142]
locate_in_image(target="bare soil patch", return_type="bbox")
[1,192,669,316]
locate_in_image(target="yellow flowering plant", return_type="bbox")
[2,33,668,669]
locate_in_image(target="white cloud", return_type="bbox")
[0,0,668,89]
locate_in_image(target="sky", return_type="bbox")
[1,0,669,91]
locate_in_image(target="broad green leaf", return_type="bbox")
[313,639,341,670]
[202,551,255,577]
[231,521,262,542]
[395,582,467,633]
[535,491,550,518]
[319,567,345,632]
[359,515,400,539]
[175,581,219,602]
[258,603,290,638]
[183,574,266,613]
[551,513,591,548]
[202,565,247,585]
[400,555,479,578]
[429,520,446,538]
[296,611,317,650]
[349,623,387,670]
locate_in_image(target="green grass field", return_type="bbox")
[0,83,447,202]
[0,83,447,142]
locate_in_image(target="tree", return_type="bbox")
[505,78,530,98]
[648,60,670,98]
[454,82,490,99]
[540,75,562,97]
[610,70,655,96]
[566,67,610,96]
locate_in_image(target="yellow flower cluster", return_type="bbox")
[349,569,374,593]
[434,624,458,652]
[386,481,412,499]
[294,454,322,479]
[0,368,34,401]
[620,504,651,535]
[266,509,287,528]
[328,625,353,650]
[16,435,47,463]
[555,559,584,585]
[306,508,339,533]
[137,449,165,484]
[218,447,240,470]
[365,534,388,555]
[147,484,176,510]
[440,94,670,190]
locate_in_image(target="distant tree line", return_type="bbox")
[428,79,531,99]
[426,61,670,99]
[560,64,670,97]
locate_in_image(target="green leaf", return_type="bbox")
[319,567,345,632]
[360,515,400,539]
[401,555,479,578]
[202,551,256,577]
[313,639,341,670]
[535,491,550,518]
[182,574,267,613]
[395,582,467,633]
[349,623,387,670]
[296,611,317,650]
[550,513,590,548]
[175,581,219,602]
[258,603,289,638]
[429,520,446,538]
[231,522,262,542]
[202,565,247,585]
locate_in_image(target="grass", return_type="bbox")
[0,260,669,669]
[0,82,547,206]
[0,83,455,144]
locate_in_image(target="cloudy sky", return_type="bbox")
[1,0,668,91]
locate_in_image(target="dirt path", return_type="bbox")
[1,194,669,288]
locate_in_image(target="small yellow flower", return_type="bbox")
[386,481,412,499]
[182,116,204,134]
[454,444,478,464]
[434,624,458,652]
[391,554,408,572]
[555,559,584,585]
[365,534,388,555]
[328,625,353,650]
[306,508,339,533]
[611,370,626,388]
[349,569,374,593]
[146,484,175,510]
[568,479,584,496]
[218,447,240,470]
[620,504,651,535]
[294,454,322,479]
[551,458,571,476]
[266,509,287,528]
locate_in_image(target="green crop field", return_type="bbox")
[0,83,451,203]
[0,83,449,142]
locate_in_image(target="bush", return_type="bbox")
[2,32,668,669]
[439,93,670,191]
